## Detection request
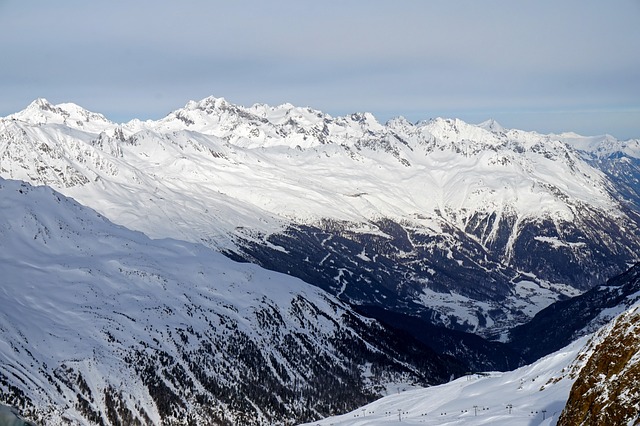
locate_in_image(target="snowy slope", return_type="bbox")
[557,132,640,159]
[300,336,589,426]
[2,97,629,239]
[303,296,640,426]
[1,98,639,337]
[2,97,623,246]
[0,178,464,425]
[558,132,640,217]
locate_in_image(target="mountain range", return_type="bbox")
[1,97,640,424]
[2,97,639,340]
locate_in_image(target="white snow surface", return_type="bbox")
[300,335,590,426]
[0,97,623,249]
[302,293,640,426]
[0,177,414,424]
[556,132,640,159]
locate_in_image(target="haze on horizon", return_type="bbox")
[1,0,639,139]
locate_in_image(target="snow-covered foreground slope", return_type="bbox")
[303,267,640,426]
[1,97,639,337]
[301,336,589,426]
[304,302,640,425]
[0,178,463,425]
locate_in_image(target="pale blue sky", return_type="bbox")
[1,0,639,138]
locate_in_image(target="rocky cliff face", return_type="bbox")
[558,303,640,425]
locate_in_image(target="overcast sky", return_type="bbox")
[1,0,639,138]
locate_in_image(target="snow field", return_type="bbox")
[301,336,590,426]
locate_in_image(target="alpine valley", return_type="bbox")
[1,97,640,425]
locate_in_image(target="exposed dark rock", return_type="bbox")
[558,303,640,425]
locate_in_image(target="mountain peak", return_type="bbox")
[6,98,112,130]
[186,95,229,112]
[22,97,61,116]
[385,116,411,126]
[6,98,68,125]
[417,116,501,146]
[31,97,53,108]
[478,118,506,133]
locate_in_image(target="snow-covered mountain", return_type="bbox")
[0,178,467,425]
[302,269,640,425]
[1,97,639,338]
[560,132,640,215]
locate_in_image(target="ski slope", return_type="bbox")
[301,336,589,425]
